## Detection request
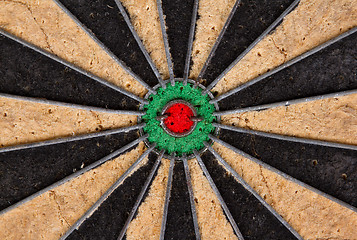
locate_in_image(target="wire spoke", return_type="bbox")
[213,123,357,151]
[0,135,148,216]
[213,89,357,116]
[183,0,199,85]
[182,156,201,240]
[0,29,147,104]
[203,141,303,239]
[203,0,300,93]
[60,143,156,240]
[157,0,175,85]
[113,0,163,89]
[208,135,357,213]
[210,27,357,102]
[53,0,156,94]
[117,150,165,240]
[193,150,244,240]
[196,0,241,84]
[159,154,175,240]
[118,150,165,240]
[0,124,145,154]
[0,93,144,116]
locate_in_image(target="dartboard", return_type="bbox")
[0,0,356,239]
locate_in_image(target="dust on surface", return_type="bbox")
[0,0,146,96]
[0,97,136,147]
[212,0,357,94]
[213,143,357,240]
[121,0,170,80]
[0,143,147,240]
[222,94,357,145]
[188,158,238,240]
[189,0,237,79]
[126,158,170,240]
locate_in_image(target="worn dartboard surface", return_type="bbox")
[0,0,356,239]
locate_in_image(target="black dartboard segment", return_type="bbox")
[218,30,357,111]
[161,0,195,78]
[67,153,157,240]
[201,0,295,86]
[201,151,298,239]
[0,130,139,211]
[218,129,357,208]
[58,0,158,87]
[0,35,138,110]
[164,161,196,240]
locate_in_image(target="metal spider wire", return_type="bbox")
[0,0,356,239]
[157,0,175,85]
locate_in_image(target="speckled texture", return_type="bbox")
[218,128,357,209]
[188,158,238,240]
[213,143,357,240]
[200,0,295,86]
[221,94,357,145]
[66,152,156,240]
[165,161,196,240]
[161,0,195,78]
[0,129,139,211]
[216,30,357,111]
[58,0,159,87]
[212,0,357,94]
[0,0,146,96]
[0,35,140,111]
[0,0,356,238]
[189,0,237,79]
[121,0,170,80]
[201,151,298,239]
[0,143,146,240]
[0,97,136,147]
[126,158,170,240]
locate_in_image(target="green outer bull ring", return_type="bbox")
[138,78,220,160]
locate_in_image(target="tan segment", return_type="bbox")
[0,0,146,96]
[0,143,147,240]
[213,143,357,240]
[221,94,357,145]
[188,159,238,240]
[0,97,136,147]
[126,158,170,240]
[212,0,357,94]
[189,0,237,79]
[120,0,170,80]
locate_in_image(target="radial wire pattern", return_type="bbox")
[0,0,356,239]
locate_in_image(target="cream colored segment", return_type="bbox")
[221,94,357,145]
[188,158,238,240]
[213,143,357,240]
[120,0,170,80]
[126,158,170,240]
[0,0,146,96]
[0,97,136,147]
[212,0,357,94]
[189,0,237,79]
[0,143,147,240]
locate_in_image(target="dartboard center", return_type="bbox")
[159,100,198,137]
[140,80,218,158]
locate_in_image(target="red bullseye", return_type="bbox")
[163,103,194,134]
